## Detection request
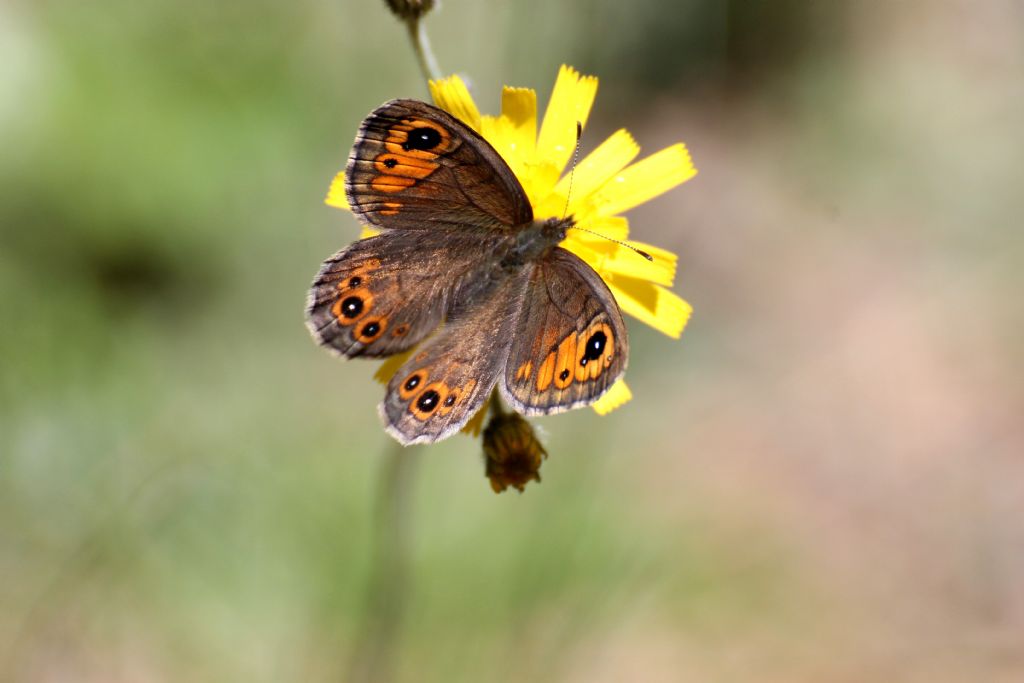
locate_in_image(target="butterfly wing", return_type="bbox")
[501,248,628,415]
[306,230,504,358]
[346,99,533,232]
[381,275,529,444]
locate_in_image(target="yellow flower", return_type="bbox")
[327,65,696,414]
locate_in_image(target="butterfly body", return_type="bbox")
[307,100,628,445]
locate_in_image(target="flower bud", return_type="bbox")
[482,412,548,493]
[384,0,436,20]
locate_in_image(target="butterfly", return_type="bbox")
[306,100,627,445]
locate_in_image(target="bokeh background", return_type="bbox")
[3,0,1023,680]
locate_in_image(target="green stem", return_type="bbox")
[347,439,419,683]
[405,17,442,83]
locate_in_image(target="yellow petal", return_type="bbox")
[590,143,697,218]
[480,119,554,209]
[607,276,692,338]
[530,185,568,219]
[479,114,513,155]
[574,215,630,241]
[500,87,537,161]
[536,65,598,176]
[480,114,526,179]
[429,75,482,132]
[593,379,631,415]
[461,404,488,437]
[553,129,640,215]
[479,87,541,193]
[518,161,563,212]
[372,349,413,385]
[326,171,376,236]
[325,172,350,210]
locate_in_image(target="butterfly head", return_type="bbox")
[541,215,575,243]
[505,216,575,266]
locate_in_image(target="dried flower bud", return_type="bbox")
[482,412,548,494]
[384,0,436,20]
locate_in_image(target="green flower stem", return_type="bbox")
[405,16,442,83]
[348,439,419,683]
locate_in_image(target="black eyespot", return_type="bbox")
[340,296,363,318]
[361,321,380,338]
[559,369,570,381]
[443,395,456,407]
[416,390,440,413]
[347,276,361,288]
[580,331,607,364]
[404,126,442,151]
[382,157,398,169]
[404,374,421,392]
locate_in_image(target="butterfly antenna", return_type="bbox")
[561,121,583,221]
[568,226,655,261]
[562,121,653,262]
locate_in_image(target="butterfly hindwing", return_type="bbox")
[501,248,628,415]
[381,275,529,444]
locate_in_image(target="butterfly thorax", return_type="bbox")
[502,216,574,268]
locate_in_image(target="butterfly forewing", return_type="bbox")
[346,100,533,232]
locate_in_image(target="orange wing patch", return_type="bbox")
[374,155,438,178]
[331,286,375,326]
[399,371,427,401]
[515,361,533,381]
[553,333,578,390]
[371,118,454,194]
[438,386,461,416]
[370,175,417,193]
[322,258,381,289]
[410,381,450,421]
[575,322,615,381]
[383,119,452,159]
[350,258,382,278]
[535,352,555,392]
[534,322,616,393]
[438,378,475,416]
[397,369,477,422]
[355,316,387,343]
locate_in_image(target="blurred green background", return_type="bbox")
[3,0,1023,680]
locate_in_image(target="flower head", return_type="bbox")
[327,65,696,414]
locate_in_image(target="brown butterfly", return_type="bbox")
[306,100,627,445]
